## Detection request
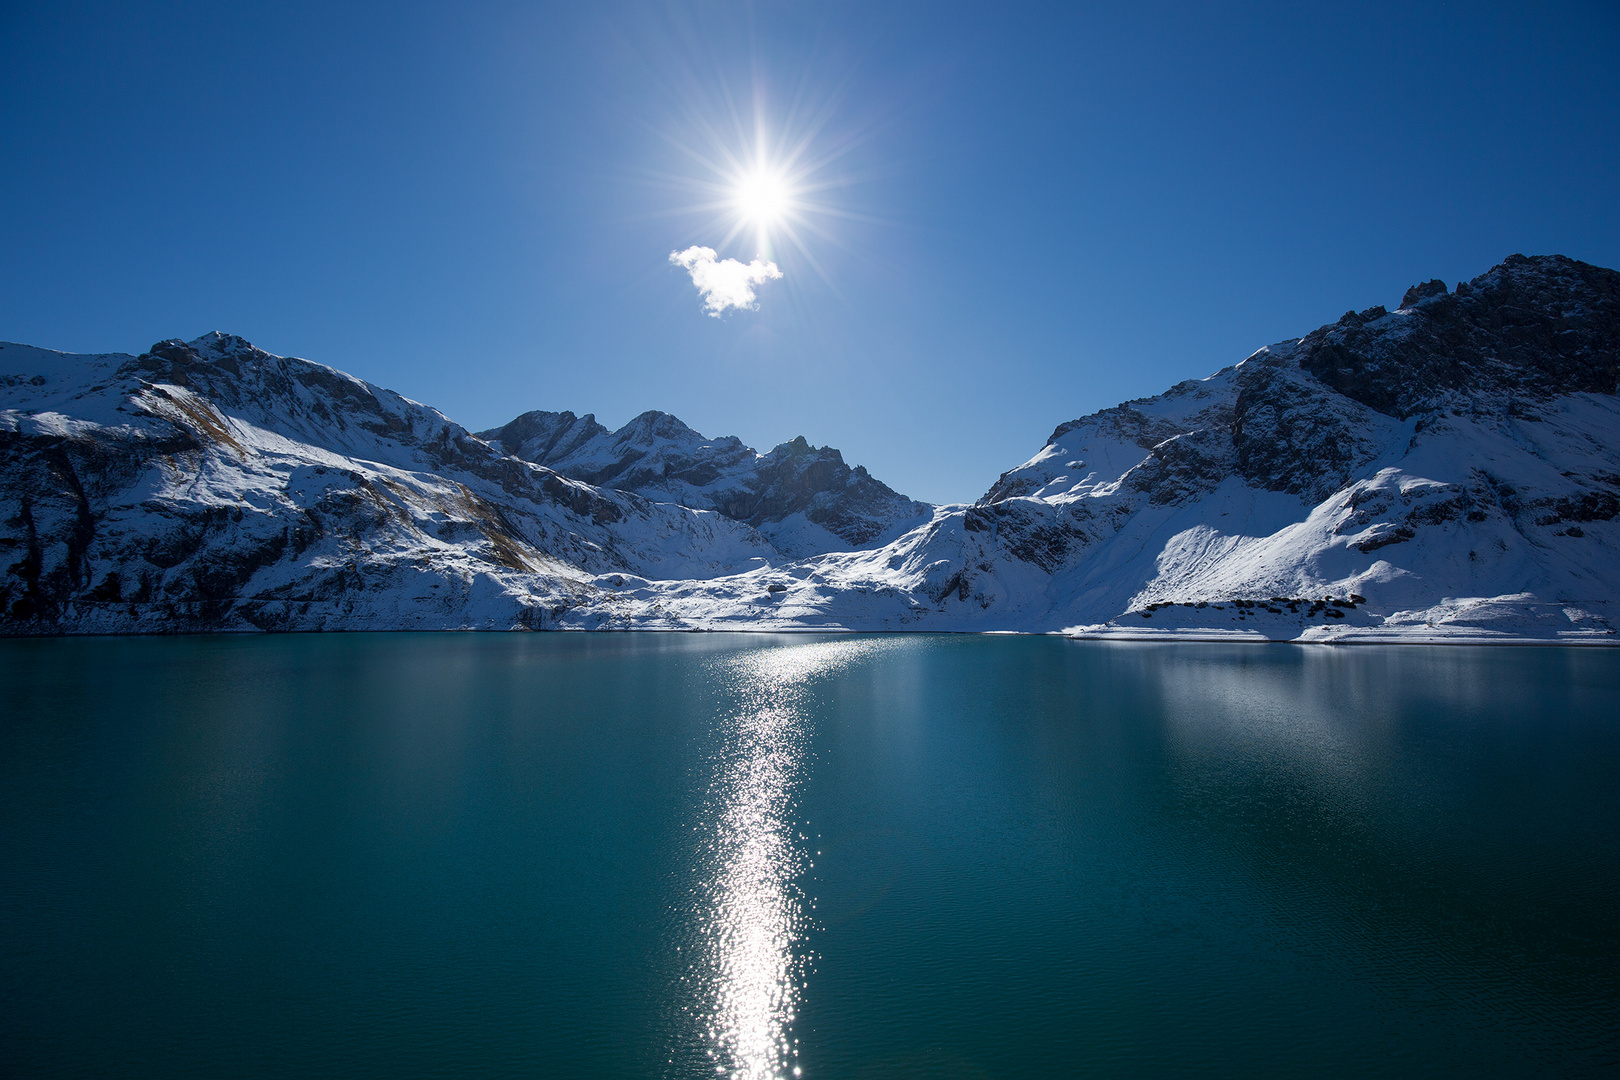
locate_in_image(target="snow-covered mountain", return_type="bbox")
[478,409,931,557]
[0,333,777,631]
[3,254,1617,641]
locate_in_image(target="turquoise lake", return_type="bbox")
[1,634,1616,1077]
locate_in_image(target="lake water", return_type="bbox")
[1,634,1616,1078]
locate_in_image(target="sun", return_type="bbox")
[659,100,858,274]
[734,169,793,227]
[729,165,801,257]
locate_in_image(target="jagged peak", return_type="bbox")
[762,435,846,465]
[1399,279,1449,309]
[1038,254,1618,451]
[612,409,705,445]
[150,332,262,361]
[504,408,584,426]
[475,409,610,460]
[140,332,374,389]
[189,330,254,350]
[1461,252,1611,296]
[141,333,271,371]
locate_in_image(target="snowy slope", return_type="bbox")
[3,254,1617,641]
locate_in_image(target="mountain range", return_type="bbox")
[3,254,1616,642]
[478,409,929,558]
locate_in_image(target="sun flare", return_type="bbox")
[662,101,859,287]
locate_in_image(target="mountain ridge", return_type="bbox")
[3,254,1616,642]
[478,408,931,558]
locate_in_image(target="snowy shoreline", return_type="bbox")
[4,624,1615,646]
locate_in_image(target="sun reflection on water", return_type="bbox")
[690,638,894,1080]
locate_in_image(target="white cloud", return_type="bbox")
[669,246,783,316]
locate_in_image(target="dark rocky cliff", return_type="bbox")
[1298,254,1620,417]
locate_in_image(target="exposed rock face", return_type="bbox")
[475,409,616,469]
[480,411,931,556]
[3,254,1618,641]
[1400,279,1449,308]
[1300,255,1620,418]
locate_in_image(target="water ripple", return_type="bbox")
[685,638,896,1080]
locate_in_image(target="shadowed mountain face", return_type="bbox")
[479,411,932,557]
[2,255,1617,640]
[1297,254,1620,418]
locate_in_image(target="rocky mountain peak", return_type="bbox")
[1299,253,1620,418]
[767,435,825,459]
[137,333,258,385]
[480,408,927,555]
[984,253,1620,516]
[479,410,611,465]
[1399,279,1449,308]
[618,409,705,445]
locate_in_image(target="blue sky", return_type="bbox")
[4,2,1618,504]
